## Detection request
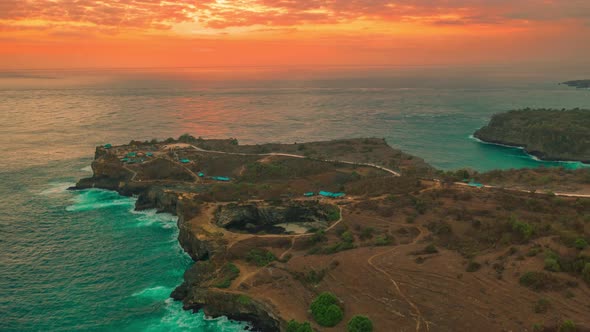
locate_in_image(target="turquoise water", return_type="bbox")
[0,161,252,331]
[1,68,589,331]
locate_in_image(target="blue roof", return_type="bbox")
[146,152,153,156]
[198,172,204,177]
[211,176,230,182]
[304,192,315,197]
[180,159,190,163]
[104,143,112,149]
[127,152,137,157]
[319,191,345,198]
[468,182,483,188]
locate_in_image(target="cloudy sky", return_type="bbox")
[1,0,589,69]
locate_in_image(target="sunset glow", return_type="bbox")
[1,0,589,69]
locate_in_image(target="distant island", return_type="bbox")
[474,108,590,163]
[74,135,590,331]
[562,80,590,89]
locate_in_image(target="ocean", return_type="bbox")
[1,67,589,331]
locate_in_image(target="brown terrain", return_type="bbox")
[75,135,590,332]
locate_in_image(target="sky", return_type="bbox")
[1,0,590,70]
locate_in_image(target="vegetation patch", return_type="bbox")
[246,249,277,267]
[374,235,394,246]
[214,263,240,289]
[511,218,534,242]
[321,230,356,254]
[559,319,577,332]
[519,271,563,291]
[286,320,313,332]
[347,315,373,332]
[310,292,344,327]
[236,294,251,305]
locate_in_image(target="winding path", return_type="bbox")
[189,145,402,176]
[367,223,431,332]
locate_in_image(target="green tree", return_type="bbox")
[347,315,373,332]
[310,292,344,327]
[286,320,313,332]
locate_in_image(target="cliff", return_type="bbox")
[562,80,590,89]
[73,136,590,331]
[474,109,590,163]
[73,145,284,331]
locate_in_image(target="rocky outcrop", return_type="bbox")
[74,150,132,191]
[74,148,284,331]
[562,80,590,89]
[171,260,283,332]
[474,109,590,163]
[215,201,335,234]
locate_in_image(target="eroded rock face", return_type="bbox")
[215,202,334,234]
[72,144,299,331]
[74,150,131,191]
[182,289,283,332]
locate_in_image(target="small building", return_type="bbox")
[120,158,129,162]
[104,143,112,149]
[468,181,483,188]
[198,172,205,177]
[319,191,345,198]
[146,152,153,157]
[180,159,190,163]
[211,176,231,182]
[304,192,315,197]
[127,152,137,157]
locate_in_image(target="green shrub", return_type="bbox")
[574,238,588,250]
[323,241,355,254]
[237,295,251,305]
[519,271,561,291]
[533,298,551,313]
[341,231,354,243]
[559,320,576,332]
[326,206,341,221]
[246,249,277,267]
[214,263,240,288]
[512,220,534,241]
[466,261,481,272]
[310,292,344,327]
[544,258,561,272]
[347,315,373,332]
[286,320,313,332]
[527,246,542,257]
[374,235,393,246]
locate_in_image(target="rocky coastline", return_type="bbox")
[473,108,590,164]
[71,136,590,331]
[73,147,284,331]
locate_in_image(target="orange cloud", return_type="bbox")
[0,0,589,69]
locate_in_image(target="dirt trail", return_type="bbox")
[229,206,344,286]
[367,224,431,332]
[454,181,590,198]
[190,145,402,176]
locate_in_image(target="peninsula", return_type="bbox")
[75,135,590,332]
[474,108,590,163]
[562,80,590,89]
